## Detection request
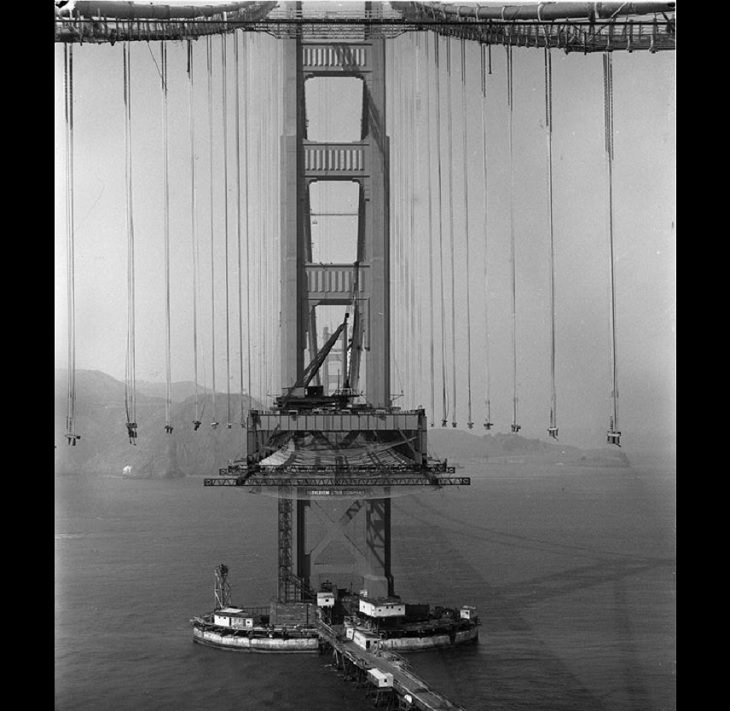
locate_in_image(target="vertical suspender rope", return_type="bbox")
[408,36,417,409]
[221,34,232,428]
[259,38,266,402]
[234,31,245,426]
[446,36,457,429]
[64,43,80,446]
[424,36,436,426]
[414,34,423,410]
[256,44,264,405]
[394,40,404,402]
[244,36,252,403]
[207,35,218,428]
[507,45,521,434]
[123,41,138,445]
[461,39,474,430]
[188,40,202,431]
[407,37,417,408]
[161,41,173,435]
[545,46,558,440]
[434,34,448,427]
[603,53,621,447]
[412,36,420,410]
[480,44,493,431]
[262,40,269,401]
[264,42,276,395]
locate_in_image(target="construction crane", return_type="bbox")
[275,314,355,411]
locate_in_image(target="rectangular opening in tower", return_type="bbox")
[304,76,365,142]
[309,181,360,264]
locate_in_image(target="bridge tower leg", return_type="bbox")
[277,10,393,601]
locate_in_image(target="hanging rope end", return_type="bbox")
[548,426,559,440]
[125,421,138,444]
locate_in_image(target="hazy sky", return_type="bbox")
[54,1,675,452]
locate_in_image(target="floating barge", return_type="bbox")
[191,603,320,652]
[191,566,478,655]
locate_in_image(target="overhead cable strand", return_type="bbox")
[446,36,457,429]
[461,39,473,429]
[161,41,173,435]
[188,40,202,431]
[507,45,520,434]
[434,34,448,427]
[480,43,493,431]
[64,43,79,446]
[123,41,137,445]
[545,47,558,440]
[603,52,621,447]
[207,35,218,428]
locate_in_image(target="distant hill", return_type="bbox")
[135,379,212,403]
[55,370,263,478]
[426,427,630,468]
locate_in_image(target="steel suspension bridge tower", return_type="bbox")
[55,0,675,609]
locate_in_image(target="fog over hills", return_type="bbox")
[55,370,630,478]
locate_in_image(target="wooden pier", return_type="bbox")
[317,620,467,710]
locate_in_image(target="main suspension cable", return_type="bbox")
[123,40,137,445]
[64,43,80,447]
[603,52,621,447]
